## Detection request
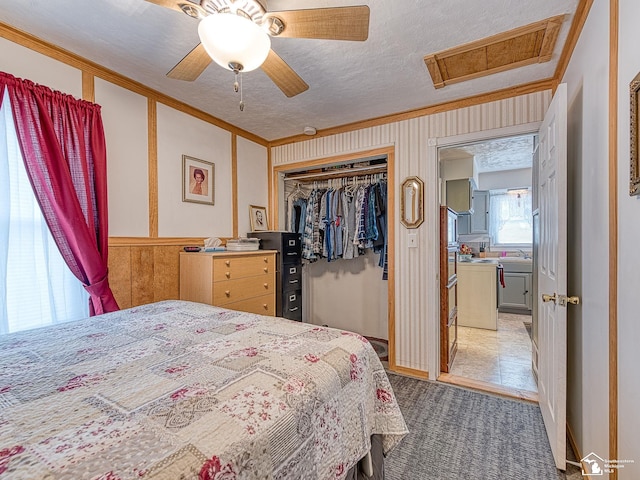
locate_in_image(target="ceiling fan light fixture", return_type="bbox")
[198,12,271,72]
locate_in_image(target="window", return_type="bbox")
[0,92,88,334]
[489,189,532,246]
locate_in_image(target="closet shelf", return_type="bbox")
[284,164,387,182]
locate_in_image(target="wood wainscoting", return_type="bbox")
[108,237,205,309]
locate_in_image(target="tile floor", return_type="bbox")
[451,311,537,392]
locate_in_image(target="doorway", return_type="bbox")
[437,130,538,399]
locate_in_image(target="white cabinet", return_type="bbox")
[457,261,498,330]
[446,178,473,213]
[470,190,489,233]
[456,190,489,235]
[499,272,532,312]
[457,213,470,235]
[498,261,533,313]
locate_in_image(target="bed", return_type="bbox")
[0,300,407,479]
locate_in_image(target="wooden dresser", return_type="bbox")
[179,251,277,316]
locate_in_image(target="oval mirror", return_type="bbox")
[400,176,424,228]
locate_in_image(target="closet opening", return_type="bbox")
[272,147,396,370]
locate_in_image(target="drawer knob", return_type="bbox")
[263,267,268,273]
[263,257,268,263]
[225,272,230,278]
[225,260,230,266]
[225,290,230,297]
[263,304,268,309]
[263,283,268,288]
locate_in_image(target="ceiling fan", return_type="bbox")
[145,0,370,100]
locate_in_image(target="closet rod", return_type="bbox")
[284,164,387,182]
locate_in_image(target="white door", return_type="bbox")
[537,83,569,470]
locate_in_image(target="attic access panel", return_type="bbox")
[424,15,565,89]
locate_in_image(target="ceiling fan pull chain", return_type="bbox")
[239,72,245,111]
[234,71,239,93]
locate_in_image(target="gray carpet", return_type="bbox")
[384,374,571,480]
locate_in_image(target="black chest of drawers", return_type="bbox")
[248,231,302,321]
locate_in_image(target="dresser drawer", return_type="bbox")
[214,275,275,305]
[224,294,275,316]
[213,255,273,282]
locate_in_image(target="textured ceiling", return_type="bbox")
[440,135,535,173]
[0,0,579,141]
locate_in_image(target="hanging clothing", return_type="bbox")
[287,184,307,234]
[286,174,387,278]
[290,197,307,234]
[374,181,388,278]
[341,189,358,260]
[312,189,325,259]
[320,189,333,260]
[334,188,344,258]
[302,190,318,261]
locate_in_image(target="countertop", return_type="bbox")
[458,258,499,265]
[458,256,532,265]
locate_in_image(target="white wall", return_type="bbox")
[478,167,532,190]
[96,79,149,237]
[305,251,388,340]
[2,36,268,241]
[156,104,233,238]
[618,0,640,475]
[0,38,81,97]
[561,0,611,467]
[237,137,268,236]
[272,92,550,373]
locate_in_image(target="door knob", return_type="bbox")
[542,293,557,304]
[558,294,580,306]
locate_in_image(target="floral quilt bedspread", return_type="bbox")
[0,300,407,479]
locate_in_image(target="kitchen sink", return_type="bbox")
[499,257,533,273]
[499,256,532,263]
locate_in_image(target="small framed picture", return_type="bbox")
[183,155,215,205]
[249,205,268,231]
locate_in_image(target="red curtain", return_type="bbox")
[0,72,119,315]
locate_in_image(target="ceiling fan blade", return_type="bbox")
[167,43,212,81]
[267,6,370,41]
[261,49,309,98]
[144,0,184,14]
